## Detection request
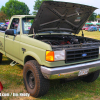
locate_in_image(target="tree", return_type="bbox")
[1,0,30,18]
[96,14,100,18]
[88,12,97,21]
[0,11,7,22]
[33,0,53,15]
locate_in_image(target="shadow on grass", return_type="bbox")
[1,56,23,70]
[1,56,100,100]
[0,74,99,100]
[40,78,99,100]
[16,64,23,70]
[1,57,12,65]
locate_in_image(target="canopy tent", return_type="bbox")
[96,23,100,25]
[85,23,93,25]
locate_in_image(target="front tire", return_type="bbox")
[81,70,100,82]
[23,60,49,97]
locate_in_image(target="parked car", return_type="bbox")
[0,24,8,31]
[82,26,86,30]
[0,23,5,25]
[5,22,9,25]
[88,26,97,31]
[82,26,88,30]
[85,27,89,31]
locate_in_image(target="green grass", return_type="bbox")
[77,30,100,40]
[0,30,100,100]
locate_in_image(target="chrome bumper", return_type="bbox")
[41,60,100,79]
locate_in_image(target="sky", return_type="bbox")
[0,0,100,14]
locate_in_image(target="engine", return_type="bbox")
[34,34,97,46]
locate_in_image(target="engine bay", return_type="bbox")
[34,34,100,46]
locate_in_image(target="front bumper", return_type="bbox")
[41,60,100,79]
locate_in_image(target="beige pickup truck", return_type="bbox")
[0,1,100,97]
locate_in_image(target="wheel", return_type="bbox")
[81,70,100,83]
[0,53,2,63]
[23,60,49,97]
[0,96,1,100]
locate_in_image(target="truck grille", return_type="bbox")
[65,47,99,63]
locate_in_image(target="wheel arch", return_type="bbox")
[23,51,42,65]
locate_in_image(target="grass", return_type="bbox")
[76,30,100,40]
[0,30,100,100]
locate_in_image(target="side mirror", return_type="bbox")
[5,29,16,36]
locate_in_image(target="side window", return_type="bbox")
[22,18,34,34]
[10,18,20,34]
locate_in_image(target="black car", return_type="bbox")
[0,24,8,31]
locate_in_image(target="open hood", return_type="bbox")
[29,1,97,34]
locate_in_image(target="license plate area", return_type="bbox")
[78,69,89,76]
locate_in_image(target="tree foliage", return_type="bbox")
[33,0,53,15]
[0,11,7,22]
[88,12,97,21]
[1,0,30,18]
[96,14,100,18]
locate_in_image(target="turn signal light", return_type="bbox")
[46,51,54,62]
[46,50,65,62]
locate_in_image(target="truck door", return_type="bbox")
[0,31,5,52]
[5,18,20,59]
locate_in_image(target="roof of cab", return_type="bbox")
[11,15,36,18]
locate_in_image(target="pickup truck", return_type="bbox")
[0,1,100,97]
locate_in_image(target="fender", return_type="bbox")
[23,51,42,65]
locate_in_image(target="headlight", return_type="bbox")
[46,50,65,62]
[54,50,65,61]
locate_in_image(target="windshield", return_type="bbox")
[22,18,34,34]
[22,18,71,34]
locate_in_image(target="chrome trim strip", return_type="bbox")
[41,60,100,79]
